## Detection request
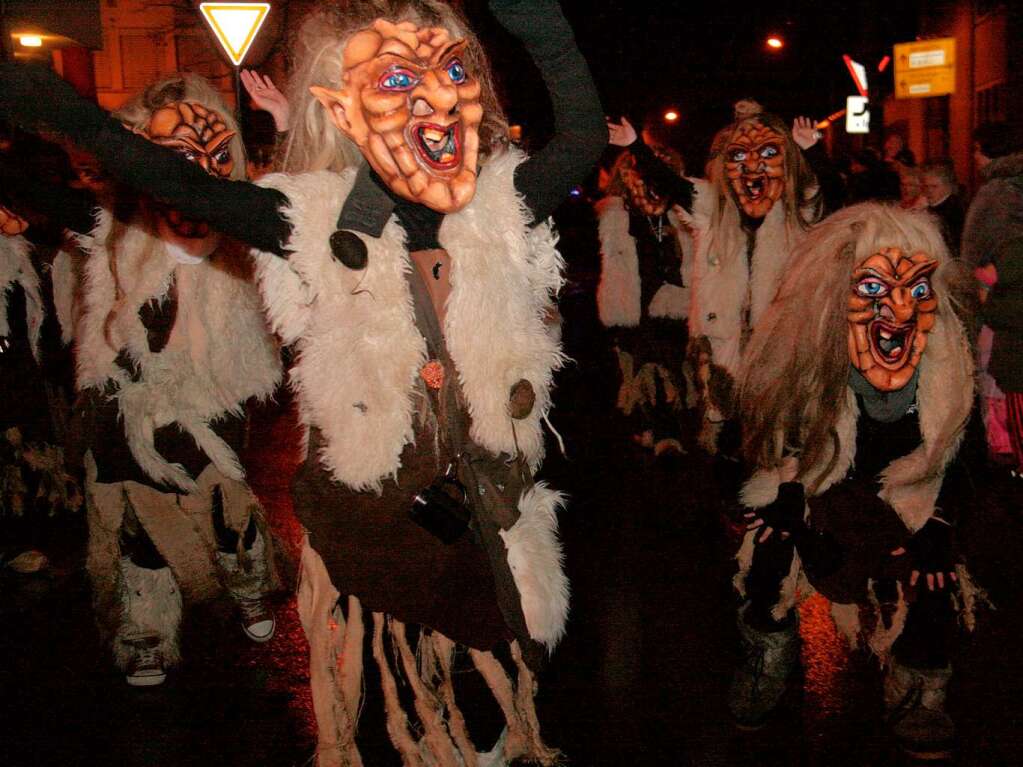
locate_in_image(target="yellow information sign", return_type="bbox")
[894,38,956,99]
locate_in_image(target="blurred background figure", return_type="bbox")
[922,158,965,257]
[898,167,928,210]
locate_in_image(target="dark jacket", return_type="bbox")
[963,152,1023,391]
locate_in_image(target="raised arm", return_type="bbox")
[608,117,695,213]
[490,0,606,225]
[0,63,292,256]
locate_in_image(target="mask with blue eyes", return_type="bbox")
[847,246,939,392]
[311,18,484,214]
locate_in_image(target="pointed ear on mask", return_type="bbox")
[310,86,353,136]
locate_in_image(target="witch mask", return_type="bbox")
[848,246,938,392]
[621,151,672,216]
[0,204,28,237]
[312,19,483,213]
[143,101,236,239]
[723,121,785,219]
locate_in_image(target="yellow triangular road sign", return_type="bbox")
[199,3,270,67]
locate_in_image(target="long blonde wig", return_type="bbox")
[737,203,971,488]
[279,0,508,175]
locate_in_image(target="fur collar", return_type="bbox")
[76,212,282,491]
[0,234,44,362]
[252,147,564,493]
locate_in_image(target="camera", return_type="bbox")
[410,472,471,544]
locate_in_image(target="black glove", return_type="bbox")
[900,517,957,590]
[747,482,843,579]
[749,481,805,534]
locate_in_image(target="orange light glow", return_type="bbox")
[766,36,784,50]
[19,35,43,48]
[664,110,679,123]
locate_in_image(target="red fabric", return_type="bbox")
[1006,391,1023,470]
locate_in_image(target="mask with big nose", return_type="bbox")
[848,246,939,391]
[311,19,483,213]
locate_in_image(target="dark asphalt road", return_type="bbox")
[3,280,1023,766]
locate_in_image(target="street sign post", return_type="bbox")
[894,38,955,99]
[846,96,869,134]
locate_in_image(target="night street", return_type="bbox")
[3,277,1023,767]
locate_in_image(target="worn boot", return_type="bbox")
[728,602,800,729]
[884,661,954,760]
[216,532,275,643]
[115,557,182,686]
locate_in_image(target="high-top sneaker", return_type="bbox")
[216,533,275,643]
[125,635,167,687]
[884,661,954,760]
[728,602,800,729]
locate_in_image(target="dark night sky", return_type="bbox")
[467,0,920,169]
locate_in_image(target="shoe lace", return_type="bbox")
[742,641,768,702]
[132,641,162,670]
[238,596,268,623]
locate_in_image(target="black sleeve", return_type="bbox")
[490,0,606,225]
[0,163,96,234]
[0,62,292,256]
[801,143,845,214]
[629,139,695,213]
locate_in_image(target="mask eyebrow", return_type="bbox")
[435,39,467,63]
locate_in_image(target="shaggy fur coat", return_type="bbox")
[76,212,282,492]
[251,147,570,649]
[595,195,693,327]
[681,180,815,375]
[0,234,44,362]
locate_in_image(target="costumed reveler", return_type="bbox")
[730,203,988,759]
[2,75,285,686]
[674,101,833,454]
[0,0,604,759]
[600,118,695,456]
[0,201,81,533]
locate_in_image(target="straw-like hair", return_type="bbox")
[736,203,971,488]
[279,0,507,174]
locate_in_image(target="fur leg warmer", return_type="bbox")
[113,557,182,670]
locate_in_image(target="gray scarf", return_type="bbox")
[848,366,920,423]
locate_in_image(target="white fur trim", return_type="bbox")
[50,246,78,346]
[500,482,569,650]
[252,147,564,491]
[76,212,281,490]
[596,196,641,327]
[0,234,44,362]
[114,558,183,669]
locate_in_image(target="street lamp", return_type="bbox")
[664,110,679,124]
[766,36,784,51]
[19,35,43,48]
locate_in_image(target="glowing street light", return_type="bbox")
[664,110,679,123]
[19,35,43,48]
[766,36,784,50]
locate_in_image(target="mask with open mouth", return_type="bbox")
[0,204,28,237]
[848,246,938,391]
[723,121,785,219]
[312,19,483,213]
[142,101,236,239]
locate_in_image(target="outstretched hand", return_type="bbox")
[891,517,958,591]
[607,116,637,147]
[791,116,821,150]
[241,70,290,133]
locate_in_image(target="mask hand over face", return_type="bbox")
[143,101,236,240]
[724,122,785,219]
[848,246,938,391]
[0,204,28,237]
[312,19,483,213]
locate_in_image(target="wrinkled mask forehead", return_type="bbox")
[144,101,236,178]
[0,204,29,236]
[336,18,483,213]
[723,121,786,219]
[847,246,939,392]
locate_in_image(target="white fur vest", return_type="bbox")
[251,148,565,494]
[682,179,815,375]
[0,234,44,362]
[76,212,282,491]
[595,195,693,327]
